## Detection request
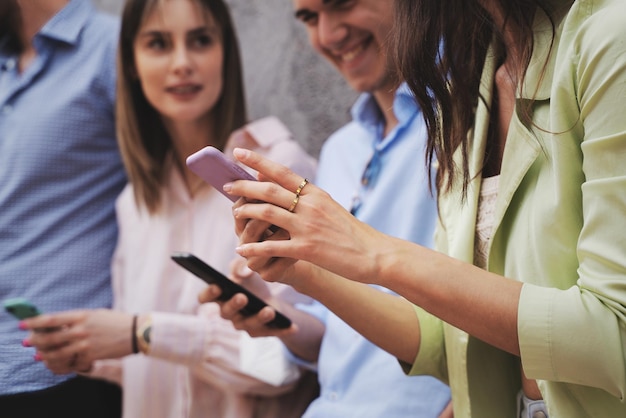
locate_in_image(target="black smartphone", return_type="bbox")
[171,252,291,329]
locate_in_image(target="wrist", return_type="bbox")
[131,315,139,354]
[135,314,152,355]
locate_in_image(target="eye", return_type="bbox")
[297,11,319,26]
[189,33,213,49]
[146,34,169,51]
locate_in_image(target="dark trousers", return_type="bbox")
[0,376,122,418]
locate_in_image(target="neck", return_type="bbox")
[16,0,68,71]
[17,0,68,42]
[371,83,399,137]
[163,116,217,195]
[480,0,532,73]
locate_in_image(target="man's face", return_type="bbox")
[293,0,395,94]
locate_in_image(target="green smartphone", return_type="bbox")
[3,297,42,320]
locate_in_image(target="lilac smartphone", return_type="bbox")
[186,146,256,202]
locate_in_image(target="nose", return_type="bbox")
[171,43,193,76]
[317,13,348,50]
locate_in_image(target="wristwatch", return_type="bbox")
[136,316,152,354]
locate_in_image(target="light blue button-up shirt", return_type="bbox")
[0,0,125,394]
[297,85,451,417]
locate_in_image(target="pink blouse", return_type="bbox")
[92,117,318,418]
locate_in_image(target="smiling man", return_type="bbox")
[282,1,451,416]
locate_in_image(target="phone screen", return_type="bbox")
[3,298,41,320]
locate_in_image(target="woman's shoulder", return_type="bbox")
[225,117,317,179]
[565,0,626,39]
[115,183,148,222]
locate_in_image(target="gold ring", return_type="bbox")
[288,195,300,213]
[295,178,309,197]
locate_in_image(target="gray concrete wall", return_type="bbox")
[93,0,357,157]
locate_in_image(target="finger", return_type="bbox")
[230,257,254,280]
[234,202,295,239]
[28,327,73,352]
[232,197,251,237]
[219,293,249,320]
[198,284,223,304]
[255,257,299,284]
[41,351,90,375]
[227,180,297,213]
[22,311,83,331]
[41,359,74,375]
[244,255,274,276]
[232,148,308,194]
[233,307,289,337]
[240,218,278,245]
[36,341,78,363]
[236,307,298,338]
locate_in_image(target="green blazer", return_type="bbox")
[406,0,626,416]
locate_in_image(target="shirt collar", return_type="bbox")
[0,39,11,70]
[38,0,94,47]
[520,1,570,100]
[351,82,419,134]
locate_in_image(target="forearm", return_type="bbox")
[268,301,324,363]
[289,262,421,364]
[149,310,298,394]
[375,235,522,356]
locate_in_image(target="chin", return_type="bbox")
[347,79,378,94]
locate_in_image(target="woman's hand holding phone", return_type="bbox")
[20,309,135,375]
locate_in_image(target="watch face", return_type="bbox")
[142,325,152,344]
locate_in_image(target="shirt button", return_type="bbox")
[532,412,547,418]
[5,59,16,71]
[329,392,338,401]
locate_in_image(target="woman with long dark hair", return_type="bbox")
[200,0,626,416]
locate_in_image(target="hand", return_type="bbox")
[232,194,298,284]
[226,148,385,284]
[22,309,135,375]
[197,257,296,338]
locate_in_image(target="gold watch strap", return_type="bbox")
[136,316,152,354]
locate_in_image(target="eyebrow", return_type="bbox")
[294,0,340,19]
[137,25,218,38]
[188,26,219,36]
[294,8,313,20]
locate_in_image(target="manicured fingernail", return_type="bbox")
[18,321,27,330]
[223,182,232,192]
[34,353,42,361]
[233,148,248,158]
[22,339,31,347]
[233,208,240,217]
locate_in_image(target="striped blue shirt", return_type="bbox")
[0,0,126,394]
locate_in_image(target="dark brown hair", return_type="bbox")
[393,0,557,197]
[0,0,23,55]
[116,0,247,213]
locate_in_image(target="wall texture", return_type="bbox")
[93,0,357,157]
